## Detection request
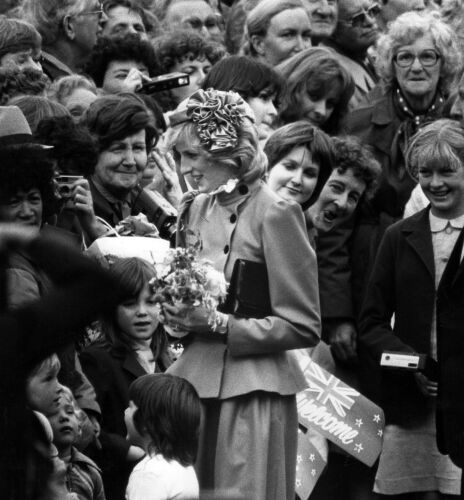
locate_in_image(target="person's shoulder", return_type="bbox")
[385,208,429,238]
[70,447,102,474]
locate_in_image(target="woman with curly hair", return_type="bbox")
[276,47,355,135]
[346,10,463,316]
[152,30,226,112]
[84,33,158,95]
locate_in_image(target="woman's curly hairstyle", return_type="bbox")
[153,29,226,73]
[84,34,158,87]
[376,11,462,95]
[0,67,49,105]
[332,136,381,200]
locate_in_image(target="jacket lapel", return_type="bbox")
[122,352,146,379]
[403,208,435,281]
[451,228,464,287]
[369,93,397,157]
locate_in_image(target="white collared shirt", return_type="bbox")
[428,211,464,359]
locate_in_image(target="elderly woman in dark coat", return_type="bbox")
[345,10,462,314]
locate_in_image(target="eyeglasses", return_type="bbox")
[394,49,441,68]
[77,3,104,19]
[183,14,224,32]
[340,3,381,28]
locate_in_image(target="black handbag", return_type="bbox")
[219,259,272,319]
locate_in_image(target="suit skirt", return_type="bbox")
[195,391,298,500]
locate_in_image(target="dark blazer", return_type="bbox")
[80,343,170,500]
[346,88,417,316]
[359,207,464,467]
[436,227,464,467]
[358,208,437,426]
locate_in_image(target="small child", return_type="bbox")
[124,374,201,500]
[47,386,106,500]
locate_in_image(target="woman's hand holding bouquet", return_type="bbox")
[149,242,227,338]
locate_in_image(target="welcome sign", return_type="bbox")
[297,356,384,467]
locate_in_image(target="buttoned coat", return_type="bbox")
[358,207,464,468]
[168,180,321,399]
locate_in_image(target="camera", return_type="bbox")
[138,72,190,94]
[380,351,438,380]
[55,175,83,199]
[134,187,178,244]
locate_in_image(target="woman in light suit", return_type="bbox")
[162,89,321,500]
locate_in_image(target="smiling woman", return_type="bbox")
[345,10,462,314]
[84,94,158,227]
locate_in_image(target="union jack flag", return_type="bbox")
[305,362,359,417]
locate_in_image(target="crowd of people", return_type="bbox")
[1,0,464,499]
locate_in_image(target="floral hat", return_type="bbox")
[171,89,255,153]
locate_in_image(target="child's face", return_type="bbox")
[419,161,464,219]
[124,400,145,448]
[26,356,64,416]
[116,284,159,345]
[48,398,80,449]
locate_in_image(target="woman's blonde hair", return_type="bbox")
[376,11,462,95]
[406,119,464,181]
[175,116,267,184]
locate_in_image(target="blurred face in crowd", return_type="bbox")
[309,167,366,232]
[116,284,159,345]
[0,188,43,227]
[61,86,97,121]
[298,78,343,128]
[26,355,63,416]
[93,129,147,195]
[267,146,320,205]
[48,398,80,450]
[247,89,278,142]
[165,0,224,43]
[177,139,237,193]
[419,160,464,220]
[335,0,380,54]
[378,0,425,30]
[253,8,312,66]
[393,34,441,109]
[0,48,42,72]
[450,74,464,127]
[71,0,106,52]
[170,55,212,105]
[101,5,147,39]
[303,0,338,41]
[102,59,149,94]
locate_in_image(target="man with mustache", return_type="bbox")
[323,0,380,109]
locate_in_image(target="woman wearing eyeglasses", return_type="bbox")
[344,11,462,318]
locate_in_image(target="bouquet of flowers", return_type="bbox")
[149,241,228,338]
